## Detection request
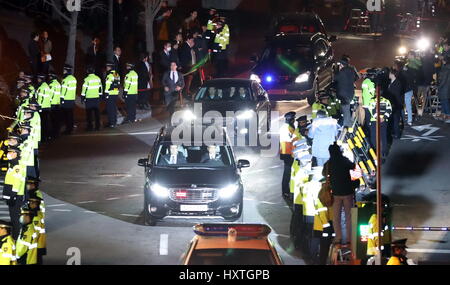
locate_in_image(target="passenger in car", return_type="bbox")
[200,145,223,166]
[159,144,187,165]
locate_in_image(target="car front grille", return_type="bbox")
[169,188,218,203]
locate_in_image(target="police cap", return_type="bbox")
[126,63,135,68]
[0,220,12,229]
[106,62,114,67]
[27,178,41,184]
[318,91,330,100]
[391,239,408,248]
[63,64,73,71]
[86,67,95,74]
[20,205,33,215]
[28,193,42,202]
[7,146,21,155]
[37,74,46,80]
[284,111,296,121]
[296,115,307,122]
[7,134,22,143]
[18,122,31,130]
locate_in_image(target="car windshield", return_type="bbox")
[263,45,313,63]
[188,249,277,265]
[154,143,232,168]
[195,85,252,101]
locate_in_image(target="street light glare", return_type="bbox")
[416,38,431,51]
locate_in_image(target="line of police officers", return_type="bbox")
[0,84,46,265]
[278,79,404,264]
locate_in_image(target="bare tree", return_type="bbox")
[106,0,114,63]
[141,0,162,62]
[43,0,105,70]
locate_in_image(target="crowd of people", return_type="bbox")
[279,35,450,264]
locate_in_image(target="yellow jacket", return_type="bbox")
[0,235,17,265]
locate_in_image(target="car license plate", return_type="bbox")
[180,205,208,212]
[268,89,287,94]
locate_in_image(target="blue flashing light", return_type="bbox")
[265,75,273,83]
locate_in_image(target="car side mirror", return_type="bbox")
[237,159,250,168]
[329,35,337,42]
[138,158,149,167]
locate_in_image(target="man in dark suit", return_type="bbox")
[159,144,187,165]
[178,34,197,99]
[136,52,153,110]
[162,61,185,116]
[200,145,223,166]
[113,46,123,77]
[28,32,41,81]
[159,42,179,73]
[86,36,104,77]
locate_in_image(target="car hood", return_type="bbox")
[150,167,239,188]
[252,58,313,77]
[193,101,256,117]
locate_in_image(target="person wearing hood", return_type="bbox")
[308,110,339,167]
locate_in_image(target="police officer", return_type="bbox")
[81,67,103,131]
[0,220,16,265]
[104,62,121,127]
[361,72,376,137]
[27,194,45,265]
[280,111,298,198]
[387,239,411,265]
[312,92,332,119]
[123,63,139,124]
[15,206,39,265]
[48,73,62,138]
[60,65,77,135]
[36,74,52,141]
[368,92,392,160]
[211,18,230,78]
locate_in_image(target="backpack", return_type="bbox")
[318,162,334,207]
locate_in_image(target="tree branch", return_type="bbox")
[44,0,71,22]
[151,0,163,18]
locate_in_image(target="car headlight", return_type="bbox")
[236,110,254,120]
[417,38,430,51]
[150,183,169,198]
[250,74,261,83]
[183,110,196,121]
[219,183,239,199]
[295,72,310,83]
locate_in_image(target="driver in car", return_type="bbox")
[160,144,187,165]
[207,87,217,100]
[200,145,223,166]
[238,87,247,100]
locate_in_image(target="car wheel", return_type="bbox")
[307,79,318,106]
[143,199,158,226]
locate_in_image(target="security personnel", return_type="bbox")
[312,92,333,119]
[81,67,103,131]
[123,63,139,124]
[27,194,45,265]
[368,93,392,159]
[36,74,52,141]
[104,62,121,127]
[387,239,410,265]
[211,18,230,77]
[2,147,26,239]
[280,111,298,198]
[361,74,376,136]
[26,179,45,217]
[60,65,77,135]
[22,105,41,178]
[48,73,62,138]
[313,197,334,265]
[15,206,39,265]
[205,8,219,42]
[0,220,17,265]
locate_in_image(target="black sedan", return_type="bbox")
[180,79,271,137]
[250,33,334,104]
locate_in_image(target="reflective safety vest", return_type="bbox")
[313,199,333,237]
[368,96,392,122]
[16,223,39,265]
[0,235,17,265]
[32,211,46,252]
[367,214,391,256]
[124,70,138,95]
[293,167,310,206]
[279,123,297,155]
[387,255,408,265]
[361,78,375,108]
[37,82,51,109]
[29,112,41,149]
[81,74,102,99]
[290,160,300,194]
[105,70,120,96]
[19,139,34,167]
[61,75,77,101]
[302,179,322,217]
[49,79,62,106]
[311,102,330,119]
[213,24,230,51]
[4,164,26,197]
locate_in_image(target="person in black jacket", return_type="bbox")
[178,35,197,99]
[417,49,436,116]
[334,56,360,128]
[136,52,153,110]
[28,32,41,80]
[324,143,357,246]
[159,41,179,74]
[386,70,404,139]
[162,62,185,116]
[86,36,104,77]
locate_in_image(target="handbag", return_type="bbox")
[318,163,334,207]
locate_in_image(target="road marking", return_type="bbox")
[76,201,96,204]
[104,183,126,187]
[408,248,450,254]
[412,124,440,137]
[106,197,120,201]
[51,209,72,212]
[243,198,254,201]
[160,234,169,256]
[268,165,283,169]
[260,201,276,205]
[120,213,140,217]
[98,173,132,178]
[64,181,89,184]
[0,216,10,219]
[127,194,143,198]
[275,234,290,238]
[401,135,444,142]
[47,204,66,207]
[83,210,97,214]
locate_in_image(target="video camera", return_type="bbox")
[365,67,390,90]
